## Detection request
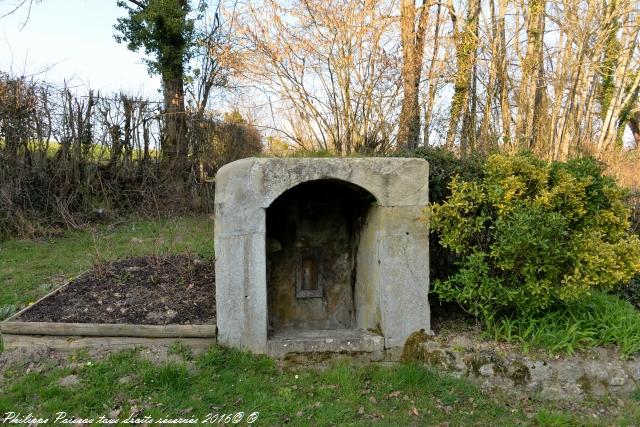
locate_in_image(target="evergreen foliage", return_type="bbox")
[430,152,640,317]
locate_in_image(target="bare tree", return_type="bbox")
[421,1,444,146]
[239,0,400,154]
[5,0,640,160]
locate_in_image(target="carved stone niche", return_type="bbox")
[214,157,430,357]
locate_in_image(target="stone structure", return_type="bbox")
[403,331,640,400]
[214,157,430,356]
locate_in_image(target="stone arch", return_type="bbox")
[264,176,382,209]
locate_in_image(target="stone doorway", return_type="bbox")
[266,179,376,334]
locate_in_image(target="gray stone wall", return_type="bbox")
[403,331,640,400]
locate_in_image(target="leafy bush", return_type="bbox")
[484,291,640,357]
[430,152,640,317]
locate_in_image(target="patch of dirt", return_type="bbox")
[16,255,215,325]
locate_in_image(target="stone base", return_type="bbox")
[402,330,640,401]
[267,329,384,360]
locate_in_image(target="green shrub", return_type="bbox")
[484,291,640,357]
[430,152,640,317]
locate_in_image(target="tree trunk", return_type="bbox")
[496,0,511,149]
[445,0,480,150]
[478,0,498,149]
[460,0,480,153]
[422,2,443,147]
[628,111,640,148]
[597,19,640,155]
[162,68,188,180]
[515,0,546,150]
[122,95,133,162]
[398,0,429,150]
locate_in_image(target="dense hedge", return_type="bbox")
[429,152,640,318]
[615,190,640,308]
[393,146,485,204]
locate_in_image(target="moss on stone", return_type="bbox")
[577,374,592,394]
[509,360,531,385]
[466,351,507,377]
[401,329,432,362]
[423,348,445,367]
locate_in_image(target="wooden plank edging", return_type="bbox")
[0,322,216,338]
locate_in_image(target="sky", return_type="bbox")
[0,0,162,96]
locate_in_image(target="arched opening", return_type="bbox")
[266,179,377,335]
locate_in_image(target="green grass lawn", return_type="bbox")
[3,344,634,426]
[2,343,640,426]
[1,216,639,425]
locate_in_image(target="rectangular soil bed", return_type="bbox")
[1,255,217,351]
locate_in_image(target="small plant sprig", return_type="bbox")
[0,304,17,321]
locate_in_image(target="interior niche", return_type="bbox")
[265,179,376,334]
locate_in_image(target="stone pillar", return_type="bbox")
[214,160,268,353]
[215,229,267,353]
[376,206,430,348]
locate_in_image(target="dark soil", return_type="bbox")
[16,255,215,325]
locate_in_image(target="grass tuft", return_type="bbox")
[535,409,575,426]
[484,291,640,357]
[142,363,192,392]
[0,304,17,320]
